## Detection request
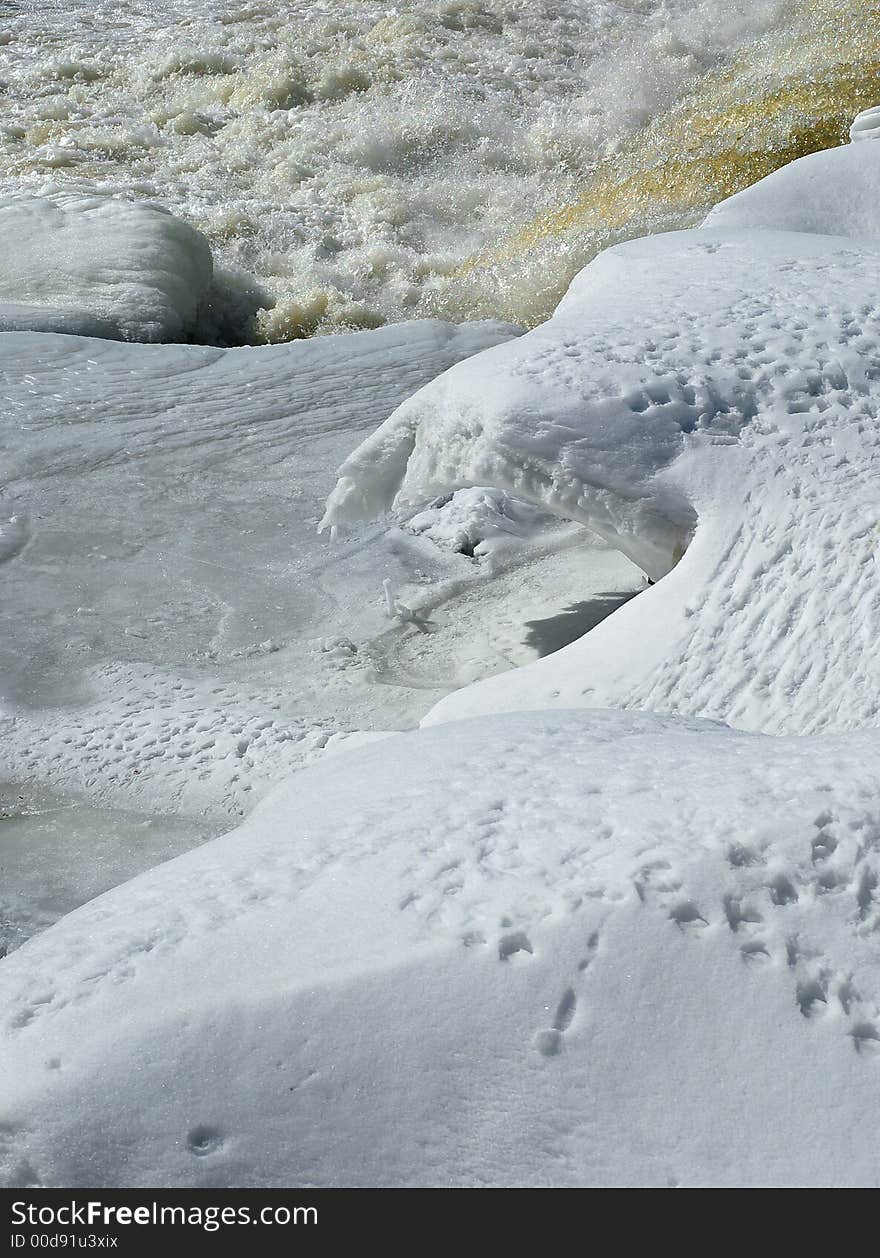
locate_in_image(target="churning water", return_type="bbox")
[1,1,878,339]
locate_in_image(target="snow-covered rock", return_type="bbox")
[0,193,213,342]
[3,708,880,1188]
[703,141,880,242]
[325,226,880,736]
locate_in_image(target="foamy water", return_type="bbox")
[0,1,875,338]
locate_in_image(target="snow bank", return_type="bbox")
[3,709,880,1188]
[850,104,880,143]
[0,193,213,343]
[703,139,880,242]
[326,226,880,736]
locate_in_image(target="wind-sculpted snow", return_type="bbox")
[326,226,880,735]
[3,710,880,1187]
[0,192,213,343]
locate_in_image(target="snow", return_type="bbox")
[0,192,213,342]
[1,317,516,727]
[6,92,880,1188]
[325,225,880,737]
[406,487,561,561]
[703,140,880,243]
[1,314,641,949]
[850,104,880,143]
[3,709,880,1187]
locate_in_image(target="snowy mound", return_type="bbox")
[325,227,880,736]
[0,193,213,343]
[703,141,880,242]
[850,104,880,143]
[3,709,880,1188]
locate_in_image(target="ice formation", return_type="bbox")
[326,223,880,736]
[0,317,532,951]
[406,487,559,560]
[850,103,880,142]
[0,192,213,342]
[0,319,518,796]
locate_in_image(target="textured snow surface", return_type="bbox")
[9,123,880,1187]
[326,226,880,736]
[3,710,880,1188]
[2,315,643,951]
[0,192,213,342]
[5,316,614,950]
[406,487,560,559]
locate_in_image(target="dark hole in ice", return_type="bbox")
[523,590,640,657]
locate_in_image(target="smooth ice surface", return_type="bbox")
[1,315,641,945]
[0,192,213,342]
[1,320,519,801]
[326,225,880,736]
[0,783,213,958]
[3,710,880,1187]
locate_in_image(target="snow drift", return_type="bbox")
[0,192,213,342]
[325,222,880,737]
[703,136,880,242]
[2,709,880,1188]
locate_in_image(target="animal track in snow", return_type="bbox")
[768,874,798,906]
[856,868,877,919]
[723,893,764,933]
[3,661,342,821]
[578,931,600,972]
[498,930,533,962]
[850,1021,880,1055]
[718,814,880,1050]
[186,1126,224,1157]
[534,930,600,1057]
[796,971,830,1018]
[668,900,709,931]
[740,939,771,964]
[635,862,711,933]
[534,988,577,1058]
[633,808,880,1055]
